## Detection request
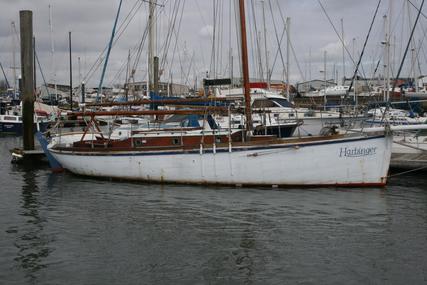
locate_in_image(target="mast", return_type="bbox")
[78,57,81,87]
[97,0,123,102]
[69,31,73,109]
[125,49,130,102]
[238,0,252,136]
[48,4,58,102]
[148,0,157,93]
[385,1,392,102]
[382,14,387,101]
[411,46,417,91]
[323,50,327,111]
[11,22,17,96]
[309,47,312,82]
[341,18,345,85]
[353,38,357,106]
[262,0,269,88]
[286,17,290,100]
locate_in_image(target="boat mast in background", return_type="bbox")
[96,0,123,102]
[48,4,58,102]
[323,50,327,111]
[148,0,157,94]
[341,18,345,84]
[286,17,290,100]
[69,31,73,109]
[11,21,17,96]
[261,0,269,89]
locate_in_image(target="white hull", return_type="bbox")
[50,134,392,186]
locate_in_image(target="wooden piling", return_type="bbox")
[20,10,34,150]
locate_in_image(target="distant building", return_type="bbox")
[342,77,414,89]
[296,79,336,95]
[127,81,190,97]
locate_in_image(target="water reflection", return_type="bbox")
[12,169,52,282]
[235,228,255,283]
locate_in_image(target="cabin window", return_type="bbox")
[4,116,17,121]
[272,98,294,108]
[134,139,145,147]
[172,138,181,145]
[252,99,276,108]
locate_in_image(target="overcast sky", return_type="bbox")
[0,0,425,88]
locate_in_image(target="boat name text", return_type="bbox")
[339,146,377,158]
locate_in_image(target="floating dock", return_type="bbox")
[391,153,427,170]
[10,148,46,164]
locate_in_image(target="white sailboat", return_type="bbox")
[48,0,395,187]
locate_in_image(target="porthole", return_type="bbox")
[172,138,180,145]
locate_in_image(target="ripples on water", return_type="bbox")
[0,137,426,284]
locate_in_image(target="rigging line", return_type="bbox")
[317,0,369,80]
[250,0,264,80]
[128,2,165,83]
[160,0,179,66]
[83,0,149,82]
[390,0,425,101]
[0,61,10,89]
[35,50,53,106]
[228,0,232,79]
[411,9,427,77]
[123,0,168,85]
[167,0,186,83]
[216,0,223,77]
[274,0,306,82]
[194,0,210,37]
[388,165,427,177]
[140,0,164,7]
[317,0,376,98]
[348,0,382,93]
[232,0,242,79]
[387,3,404,77]
[407,0,416,80]
[246,0,257,79]
[160,0,184,71]
[96,0,124,101]
[218,0,225,78]
[268,0,286,82]
[160,0,181,69]
[184,51,196,86]
[407,0,427,19]
[108,45,137,86]
[209,0,216,77]
[84,1,141,80]
[131,26,149,79]
[373,59,382,76]
[110,27,151,86]
[83,0,144,83]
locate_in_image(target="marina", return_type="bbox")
[1,0,427,283]
[1,136,427,284]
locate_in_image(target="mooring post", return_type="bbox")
[20,10,34,150]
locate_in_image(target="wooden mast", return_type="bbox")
[238,0,252,137]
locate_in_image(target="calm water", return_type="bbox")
[0,137,426,285]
